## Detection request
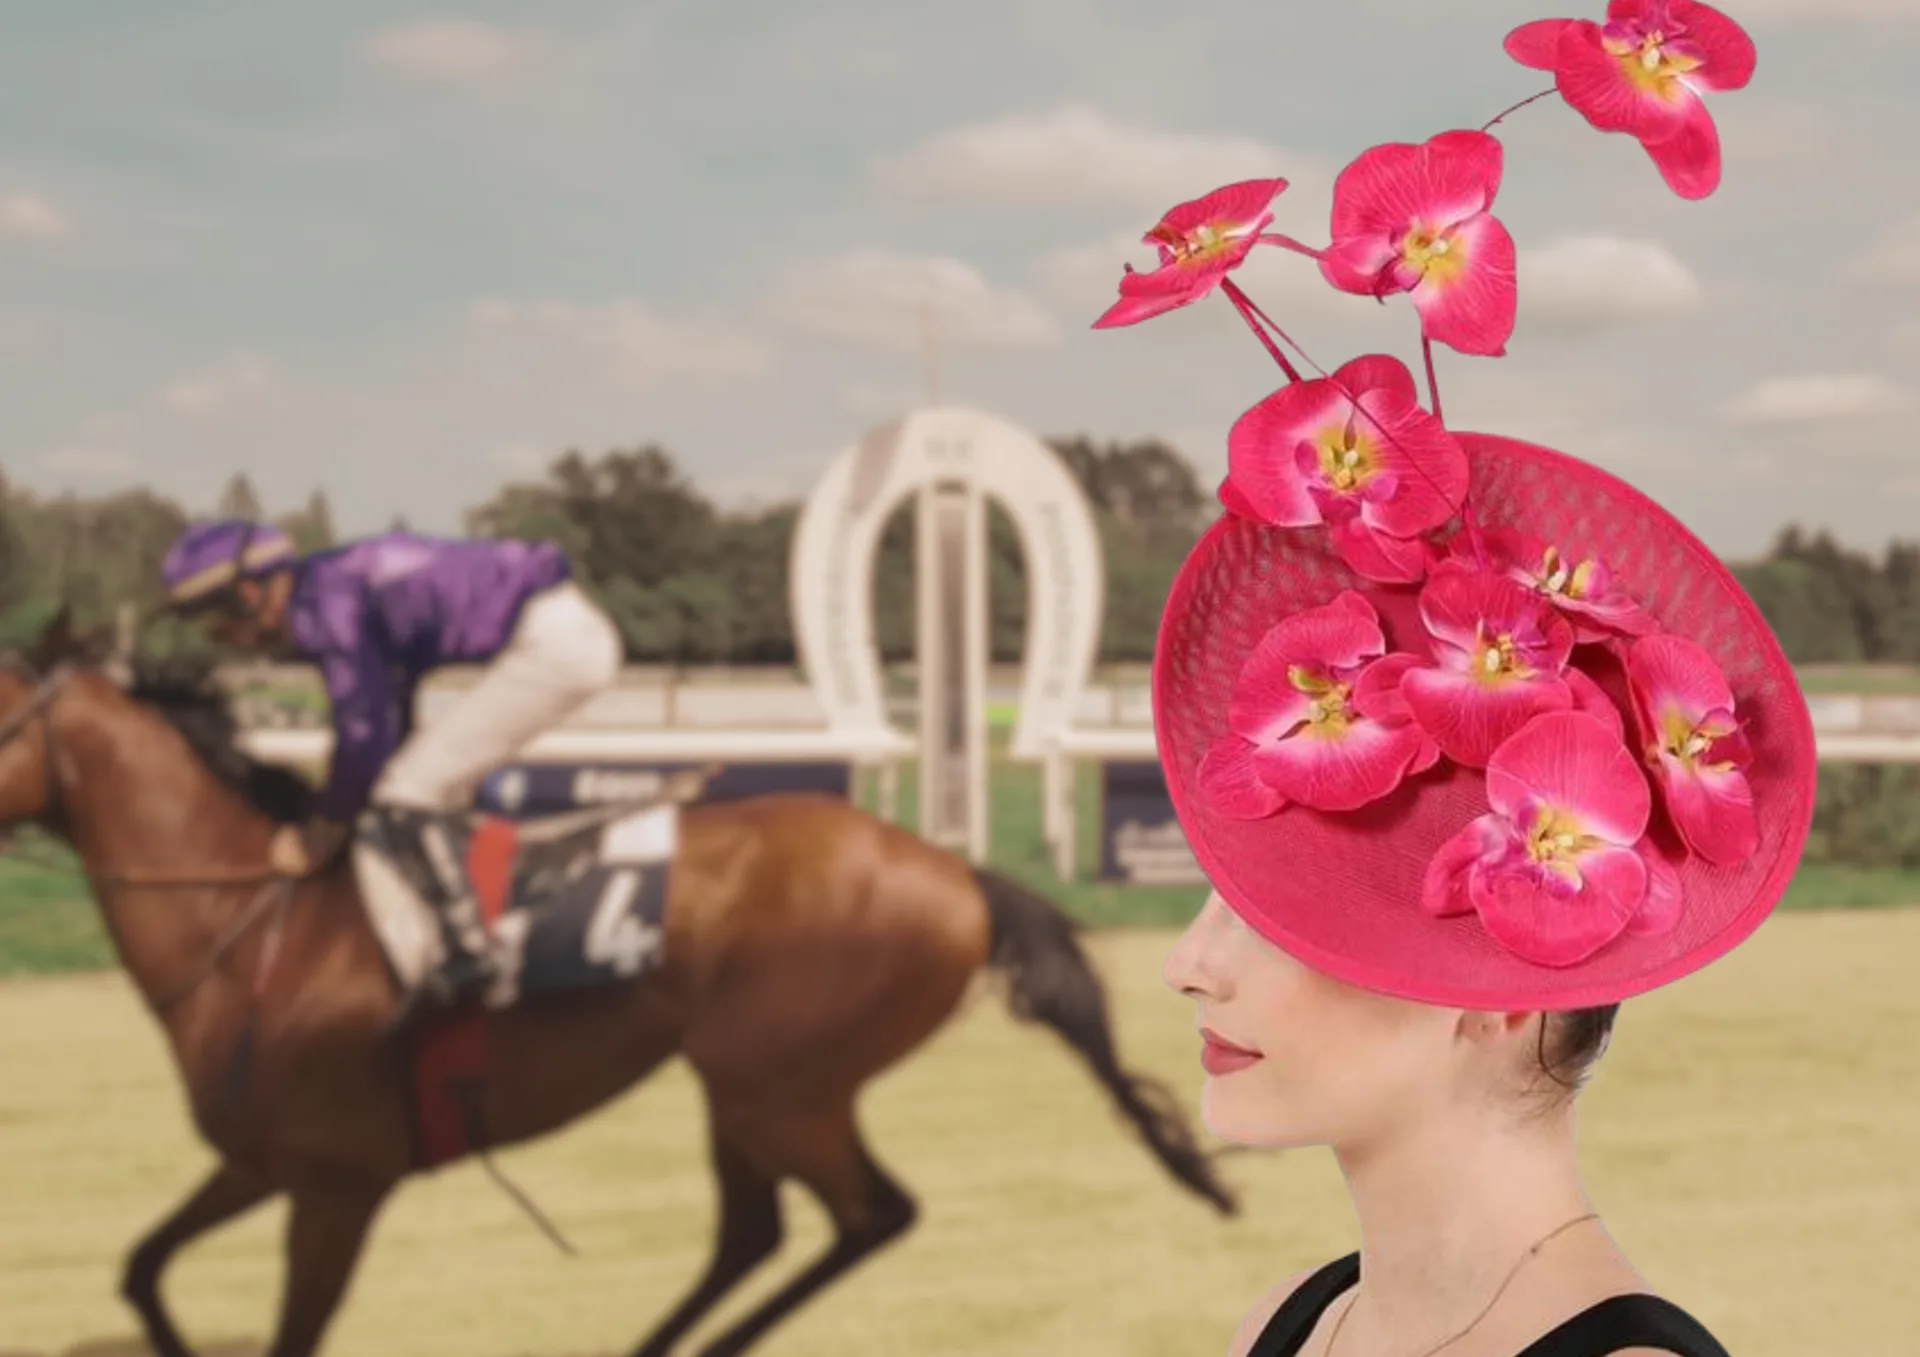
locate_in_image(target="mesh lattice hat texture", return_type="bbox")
[1154,431,1815,1010]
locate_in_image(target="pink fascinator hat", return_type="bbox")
[1096,0,1814,1010]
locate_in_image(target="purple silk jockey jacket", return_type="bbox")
[286,533,572,823]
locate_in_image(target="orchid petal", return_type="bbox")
[1643,95,1723,199]
[1655,754,1760,865]
[1627,841,1685,937]
[1409,211,1517,357]
[1093,290,1193,328]
[1505,18,1574,70]
[1422,816,1506,918]
[1227,381,1355,526]
[1564,667,1626,741]
[1249,719,1425,812]
[1554,20,1692,142]
[1483,710,1652,845]
[1329,131,1504,244]
[1198,736,1286,819]
[1416,569,1575,672]
[1218,474,1261,519]
[1625,633,1737,731]
[1472,844,1647,966]
[1669,0,1757,90]
[1331,520,1437,584]
[1402,665,1574,768]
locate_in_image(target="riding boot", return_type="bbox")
[368,804,497,1027]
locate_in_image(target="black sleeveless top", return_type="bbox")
[1250,1254,1731,1357]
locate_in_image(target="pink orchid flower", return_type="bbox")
[1505,0,1757,200]
[1318,129,1518,356]
[1422,710,1684,967]
[1400,568,1577,767]
[1624,633,1758,864]
[1093,179,1290,329]
[1224,354,1468,584]
[1445,526,1655,642]
[1198,592,1440,818]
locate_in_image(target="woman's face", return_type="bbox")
[1162,891,1476,1150]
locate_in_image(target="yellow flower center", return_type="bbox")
[1315,427,1378,492]
[1471,627,1530,683]
[1605,29,1704,96]
[1287,665,1353,736]
[1400,224,1465,284]
[1525,806,1598,883]
[1658,708,1735,769]
[1150,219,1236,263]
[1536,546,1598,600]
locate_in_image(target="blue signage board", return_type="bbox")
[1098,761,1207,886]
[476,759,853,820]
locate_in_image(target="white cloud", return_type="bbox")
[0,192,67,239]
[1716,373,1915,424]
[39,446,135,476]
[360,19,535,82]
[161,353,274,412]
[467,298,768,385]
[1843,210,1920,284]
[1518,236,1705,335]
[1893,319,1920,351]
[764,252,1058,349]
[870,105,1323,210]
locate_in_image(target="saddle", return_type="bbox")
[351,765,709,1010]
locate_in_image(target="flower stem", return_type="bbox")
[1421,334,1445,423]
[1221,280,1302,383]
[1480,86,1557,132]
[1255,232,1324,259]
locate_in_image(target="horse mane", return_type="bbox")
[123,657,318,826]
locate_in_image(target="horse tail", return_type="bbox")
[971,865,1238,1216]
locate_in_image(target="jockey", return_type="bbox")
[158,519,625,1021]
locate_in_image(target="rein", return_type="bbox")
[0,655,297,1009]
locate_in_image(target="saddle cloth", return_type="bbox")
[352,801,678,1009]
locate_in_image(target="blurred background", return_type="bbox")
[3,1,1918,1354]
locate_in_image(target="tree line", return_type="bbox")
[1,444,1916,670]
[0,437,1215,667]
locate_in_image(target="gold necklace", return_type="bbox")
[1322,1211,1600,1357]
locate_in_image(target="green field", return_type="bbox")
[6,748,1920,977]
[2,915,1917,1356]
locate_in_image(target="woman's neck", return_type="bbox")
[1331,1104,1597,1348]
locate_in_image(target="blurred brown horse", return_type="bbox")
[0,609,1234,1357]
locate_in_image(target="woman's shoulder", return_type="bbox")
[1225,1257,1357,1357]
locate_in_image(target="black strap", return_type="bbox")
[1248,1257,1731,1357]
[1247,1253,1359,1357]
[1515,1293,1732,1357]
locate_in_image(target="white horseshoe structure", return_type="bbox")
[787,406,1106,860]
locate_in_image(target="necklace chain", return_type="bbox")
[1321,1210,1600,1357]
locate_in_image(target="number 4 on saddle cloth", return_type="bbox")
[354,800,675,1008]
[348,786,688,1170]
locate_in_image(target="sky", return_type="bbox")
[3,0,1918,559]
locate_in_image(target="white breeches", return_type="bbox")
[373,580,623,811]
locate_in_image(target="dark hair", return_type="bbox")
[1531,1003,1620,1104]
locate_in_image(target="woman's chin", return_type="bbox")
[1200,1083,1317,1149]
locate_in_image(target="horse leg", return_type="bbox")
[627,1115,785,1357]
[261,1168,391,1357]
[121,1162,277,1357]
[691,1101,917,1357]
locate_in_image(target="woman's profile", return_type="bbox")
[1093,4,1806,1355]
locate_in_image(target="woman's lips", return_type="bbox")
[1199,1027,1263,1075]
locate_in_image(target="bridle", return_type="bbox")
[0,652,296,1011]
